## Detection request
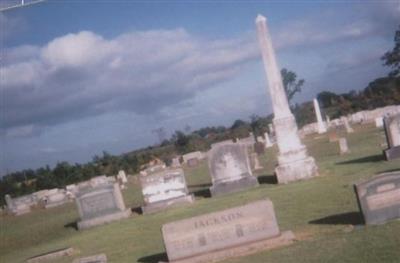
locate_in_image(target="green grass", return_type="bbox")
[1,124,399,263]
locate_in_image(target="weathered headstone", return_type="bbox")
[339,138,349,155]
[5,194,31,216]
[117,170,128,184]
[140,168,194,214]
[256,14,318,184]
[328,131,339,143]
[161,199,294,263]
[354,171,400,225]
[383,114,400,160]
[313,98,327,134]
[208,143,259,197]
[187,158,199,168]
[75,176,131,230]
[264,132,273,148]
[375,117,384,128]
[171,157,181,168]
[72,253,107,263]
[250,152,263,170]
[43,189,70,209]
[342,117,354,133]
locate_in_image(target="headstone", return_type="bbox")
[43,190,70,208]
[313,98,327,134]
[354,171,400,225]
[342,117,354,133]
[208,143,259,197]
[338,138,349,155]
[383,114,400,160]
[171,157,181,168]
[140,168,194,214]
[256,14,318,184]
[75,177,131,230]
[268,123,274,135]
[326,115,331,127]
[161,199,294,263]
[72,254,107,263]
[117,170,128,184]
[182,151,204,164]
[264,132,273,148]
[250,152,264,170]
[5,194,31,216]
[375,117,384,128]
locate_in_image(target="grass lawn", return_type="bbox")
[1,124,399,263]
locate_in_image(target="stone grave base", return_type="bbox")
[210,176,259,197]
[44,199,71,209]
[142,195,194,214]
[10,207,31,216]
[77,209,131,230]
[275,156,318,184]
[27,247,74,263]
[384,146,400,161]
[160,231,295,263]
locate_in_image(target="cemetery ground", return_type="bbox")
[1,124,399,263]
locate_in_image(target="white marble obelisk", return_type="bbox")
[313,98,327,134]
[255,14,318,184]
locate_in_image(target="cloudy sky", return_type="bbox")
[1,1,399,174]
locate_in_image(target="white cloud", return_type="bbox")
[1,28,259,134]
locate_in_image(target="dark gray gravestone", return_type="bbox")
[383,115,400,161]
[161,199,294,263]
[354,171,400,225]
[208,143,259,197]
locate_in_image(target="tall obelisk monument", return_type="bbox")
[313,98,327,134]
[255,14,318,183]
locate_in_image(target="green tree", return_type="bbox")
[382,25,400,77]
[281,68,305,103]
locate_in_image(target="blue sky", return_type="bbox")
[1,0,399,174]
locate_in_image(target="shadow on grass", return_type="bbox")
[191,188,211,198]
[379,168,400,174]
[336,154,384,165]
[131,206,143,215]
[257,175,278,185]
[138,252,168,263]
[309,211,364,225]
[64,221,78,230]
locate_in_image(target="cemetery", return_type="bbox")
[1,5,399,263]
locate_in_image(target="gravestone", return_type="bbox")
[43,189,70,208]
[171,157,181,168]
[256,14,318,184]
[342,117,354,133]
[75,176,131,230]
[26,247,74,263]
[140,168,194,214]
[161,199,294,263]
[383,114,400,160]
[208,143,259,197]
[250,152,263,170]
[72,254,107,263]
[264,132,273,148]
[313,98,327,134]
[354,171,400,225]
[5,194,31,216]
[187,158,199,168]
[339,138,349,155]
[375,117,384,128]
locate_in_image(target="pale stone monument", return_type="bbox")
[208,143,259,196]
[5,194,31,216]
[171,157,181,168]
[139,167,194,214]
[342,117,354,133]
[75,176,131,230]
[264,132,273,148]
[354,171,400,225]
[251,152,264,170]
[256,14,318,184]
[383,114,400,160]
[161,199,295,263]
[313,98,327,134]
[42,189,70,208]
[339,138,349,155]
[117,170,128,184]
[375,117,384,128]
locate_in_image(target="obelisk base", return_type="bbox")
[275,155,318,184]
